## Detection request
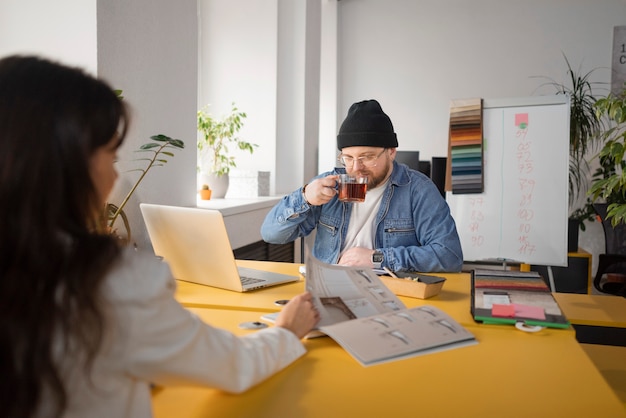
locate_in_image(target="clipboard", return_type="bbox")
[470,269,570,329]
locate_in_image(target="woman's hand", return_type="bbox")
[275,292,320,339]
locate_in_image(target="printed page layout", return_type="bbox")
[306,255,476,366]
[471,269,570,329]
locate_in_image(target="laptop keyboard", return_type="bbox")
[240,276,266,286]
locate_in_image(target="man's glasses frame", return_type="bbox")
[338,148,387,168]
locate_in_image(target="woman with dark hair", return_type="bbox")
[0,55,319,418]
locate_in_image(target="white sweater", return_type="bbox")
[39,248,305,418]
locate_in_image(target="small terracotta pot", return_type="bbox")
[200,189,212,200]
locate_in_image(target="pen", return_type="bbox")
[383,266,398,278]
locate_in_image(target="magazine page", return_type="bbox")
[304,255,476,365]
[305,254,406,329]
[320,305,477,366]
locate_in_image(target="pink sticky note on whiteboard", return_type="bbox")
[515,113,529,127]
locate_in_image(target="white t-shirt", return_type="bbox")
[341,178,388,253]
[39,248,305,418]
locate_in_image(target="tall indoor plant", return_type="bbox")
[533,54,605,248]
[588,88,626,225]
[197,103,257,198]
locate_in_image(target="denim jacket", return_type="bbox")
[260,162,463,272]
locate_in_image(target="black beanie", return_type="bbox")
[337,99,398,150]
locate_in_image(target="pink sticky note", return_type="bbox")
[513,304,545,320]
[492,304,516,318]
[515,113,528,127]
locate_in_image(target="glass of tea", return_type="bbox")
[337,174,368,202]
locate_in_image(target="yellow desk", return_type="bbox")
[554,293,626,328]
[175,260,477,324]
[152,306,626,417]
[580,344,626,407]
[553,293,626,346]
[174,260,305,312]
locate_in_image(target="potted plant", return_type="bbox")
[107,134,185,244]
[533,54,605,249]
[588,87,626,225]
[199,184,212,200]
[107,90,185,244]
[197,103,257,198]
[583,87,626,294]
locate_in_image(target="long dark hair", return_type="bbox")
[0,55,129,417]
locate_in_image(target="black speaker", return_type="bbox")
[431,157,447,197]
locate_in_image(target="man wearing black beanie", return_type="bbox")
[261,99,463,273]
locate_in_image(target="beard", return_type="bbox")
[351,158,393,189]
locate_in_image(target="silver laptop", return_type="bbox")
[140,203,300,292]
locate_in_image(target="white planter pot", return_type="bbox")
[202,173,229,198]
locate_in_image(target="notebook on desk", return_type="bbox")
[471,269,570,329]
[140,203,300,292]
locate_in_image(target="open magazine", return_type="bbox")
[299,255,476,366]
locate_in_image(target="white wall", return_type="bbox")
[201,0,626,192]
[198,0,279,191]
[275,0,322,193]
[336,0,625,162]
[0,0,198,251]
[97,0,198,250]
[0,0,97,73]
[198,0,321,195]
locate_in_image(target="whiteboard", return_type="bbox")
[447,95,570,266]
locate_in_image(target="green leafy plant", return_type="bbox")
[197,103,257,177]
[570,155,625,230]
[106,90,185,243]
[588,88,626,226]
[533,54,605,230]
[107,134,185,242]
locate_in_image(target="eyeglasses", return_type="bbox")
[338,149,387,168]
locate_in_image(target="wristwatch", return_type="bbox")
[371,251,384,269]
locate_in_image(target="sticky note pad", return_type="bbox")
[492,304,516,318]
[512,304,545,320]
[515,113,529,128]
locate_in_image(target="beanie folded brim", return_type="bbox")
[337,132,398,150]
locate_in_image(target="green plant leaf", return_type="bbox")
[107,133,186,238]
[196,103,257,176]
[587,88,626,225]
